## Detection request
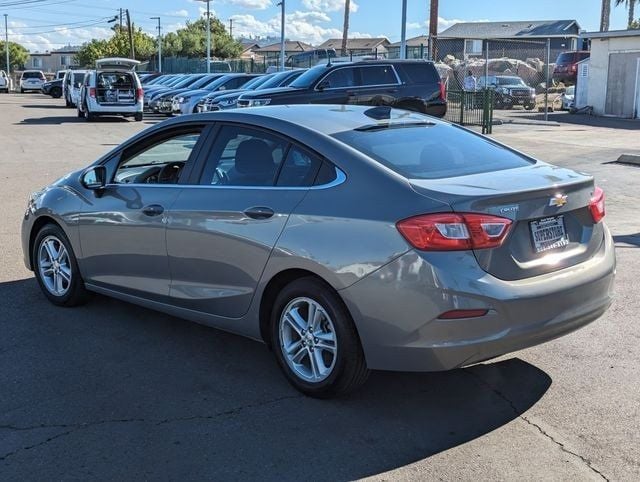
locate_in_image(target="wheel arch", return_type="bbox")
[28,216,63,270]
[258,268,358,349]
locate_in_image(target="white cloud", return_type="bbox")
[302,0,358,13]
[165,9,189,17]
[406,22,422,30]
[230,10,368,45]
[227,0,272,9]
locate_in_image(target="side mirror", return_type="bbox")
[81,166,107,192]
[317,80,330,91]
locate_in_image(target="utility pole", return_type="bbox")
[229,18,233,38]
[429,0,438,59]
[125,9,134,59]
[150,17,161,72]
[200,0,211,73]
[400,0,407,59]
[3,14,9,76]
[278,0,285,70]
[119,8,123,30]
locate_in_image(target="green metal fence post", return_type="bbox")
[459,91,465,125]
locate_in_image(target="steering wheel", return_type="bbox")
[158,162,184,184]
[212,167,230,185]
[133,165,162,184]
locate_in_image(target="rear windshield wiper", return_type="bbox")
[355,121,436,132]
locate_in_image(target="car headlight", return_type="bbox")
[176,96,190,103]
[219,98,237,107]
[499,87,509,94]
[249,98,271,107]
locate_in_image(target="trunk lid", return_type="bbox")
[410,163,604,280]
[96,57,140,71]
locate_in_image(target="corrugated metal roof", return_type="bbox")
[439,20,580,39]
[317,38,390,50]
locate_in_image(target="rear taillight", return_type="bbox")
[89,87,96,98]
[570,64,577,73]
[589,186,605,223]
[396,213,513,251]
[137,88,144,100]
[438,81,446,101]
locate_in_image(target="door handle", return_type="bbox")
[244,206,274,220]
[346,91,357,97]
[142,204,164,217]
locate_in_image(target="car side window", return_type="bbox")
[114,131,202,185]
[276,146,323,187]
[321,68,356,89]
[359,66,397,86]
[201,125,287,187]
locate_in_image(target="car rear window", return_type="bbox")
[394,63,439,84]
[23,72,43,79]
[556,53,575,64]
[332,124,533,179]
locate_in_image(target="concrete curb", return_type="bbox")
[616,154,640,166]
[497,119,561,127]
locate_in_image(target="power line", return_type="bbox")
[9,16,113,29]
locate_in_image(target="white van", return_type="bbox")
[63,70,89,107]
[0,70,11,93]
[77,58,143,121]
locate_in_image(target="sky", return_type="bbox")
[1,0,633,53]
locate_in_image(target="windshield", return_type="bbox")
[332,123,532,179]
[556,53,574,64]
[244,75,273,89]
[289,65,327,88]
[174,75,204,88]
[260,71,297,89]
[190,75,222,89]
[497,77,525,86]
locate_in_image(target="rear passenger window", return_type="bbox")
[314,161,338,185]
[321,68,356,89]
[276,147,322,187]
[359,66,397,86]
[394,63,439,84]
[202,125,287,186]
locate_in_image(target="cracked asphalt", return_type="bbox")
[1,95,639,480]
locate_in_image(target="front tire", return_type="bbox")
[32,224,88,307]
[271,277,369,398]
[51,87,62,98]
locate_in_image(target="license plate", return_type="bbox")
[530,216,569,253]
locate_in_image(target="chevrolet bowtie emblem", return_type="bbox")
[549,194,568,207]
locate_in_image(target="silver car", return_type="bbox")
[21,105,615,398]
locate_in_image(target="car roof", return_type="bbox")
[159,104,447,136]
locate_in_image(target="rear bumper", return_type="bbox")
[87,98,142,115]
[340,225,616,372]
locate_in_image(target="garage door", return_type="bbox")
[605,52,640,118]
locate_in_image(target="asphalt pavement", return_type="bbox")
[0,94,639,480]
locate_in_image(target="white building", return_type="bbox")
[583,30,640,118]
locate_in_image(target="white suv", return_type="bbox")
[0,70,11,93]
[20,70,46,93]
[77,58,143,121]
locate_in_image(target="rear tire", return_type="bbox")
[134,112,143,121]
[270,277,369,398]
[51,87,62,98]
[20,88,24,93]
[77,107,85,118]
[32,224,88,307]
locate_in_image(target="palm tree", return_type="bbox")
[601,0,611,31]
[615,0,638,28]
[341,0,350,57]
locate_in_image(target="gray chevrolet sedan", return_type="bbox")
[22,105,615,397]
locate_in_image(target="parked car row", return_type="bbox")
[138,60,448,119]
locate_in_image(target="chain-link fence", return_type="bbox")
[147,57,269,74]
[428,36,557,127]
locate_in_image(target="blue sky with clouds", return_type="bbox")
[2,0,632,52]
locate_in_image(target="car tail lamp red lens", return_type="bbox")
[89,87,96,98]
[438,81,446,101]
[589,186,605,223]
[438,309,489,319]
[137,88,144,100]
[396,213,513,251]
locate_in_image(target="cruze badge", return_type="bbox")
[549,194,568,207]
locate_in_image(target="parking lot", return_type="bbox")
[1,93,639,480]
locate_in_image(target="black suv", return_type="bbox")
[237,60,446,117]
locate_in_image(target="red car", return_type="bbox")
[553,51,590,84]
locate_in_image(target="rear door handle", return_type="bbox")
[244,206,274,220]
[142,204,164,217]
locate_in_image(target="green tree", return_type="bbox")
[162,18,242,59]
[630,18,640,28]
[74,25,157,67]
[615,0,640,28]
[0,41,29,71]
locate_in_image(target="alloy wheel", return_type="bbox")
[279,297,338,383]
[38,235,72,296]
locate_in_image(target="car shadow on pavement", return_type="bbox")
[613,233,640,247]
[21,104,67,109]
[16,116,131,125]
[0,278,551,480]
